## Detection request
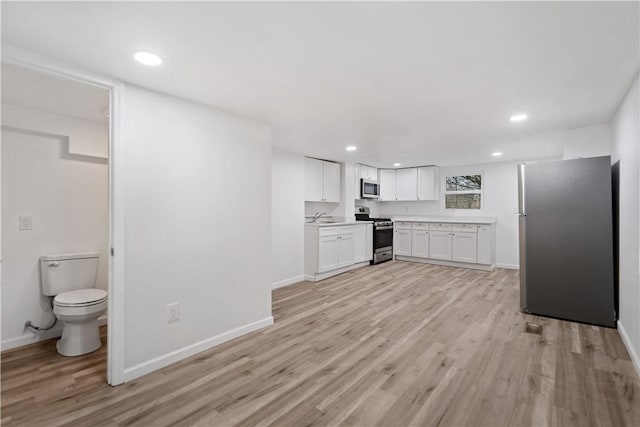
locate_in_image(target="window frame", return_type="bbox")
[443,172,484,211]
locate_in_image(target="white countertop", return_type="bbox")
[391,216,497,224]
[305,220,372,227]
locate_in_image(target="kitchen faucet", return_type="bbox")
[312,212,327,222]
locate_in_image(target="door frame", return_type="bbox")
[2,45,126,385]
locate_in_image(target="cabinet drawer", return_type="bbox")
[477,224,491,232]
[395,221,413,230]
[452,223,477,233]
[337,226,355,236]
[429,223,452,231]
[318,227,338,237]
[412,222,429,230]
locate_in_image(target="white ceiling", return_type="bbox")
[2,2,638,167]
[1,63,110,123]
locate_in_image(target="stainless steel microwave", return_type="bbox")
[361,178,379,199]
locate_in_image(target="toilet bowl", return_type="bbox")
[40,252,108,357]
[53,289,107,356]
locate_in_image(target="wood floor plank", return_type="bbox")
[2,261,638,426]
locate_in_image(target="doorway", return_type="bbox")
[0,56,124,385]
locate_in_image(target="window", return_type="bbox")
[445,174,482,209]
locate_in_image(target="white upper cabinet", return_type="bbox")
[322,161,341,202]
[359,164,378,181]
[417,166,439,201]
[395,168,418,201]
[378,169,396,201]
[305,157,324,202]
[305,157,341,202]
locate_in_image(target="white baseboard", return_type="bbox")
[1,315,108,352]
[496,263,519,270]
[306,261,371,282]
[272,275,305,289]
[618,320,640,378]
[123,316,274,382]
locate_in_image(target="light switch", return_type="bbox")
[19,216,33,231]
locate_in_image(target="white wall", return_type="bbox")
[611,74,640,374]
[1,107,108,350]
[562,124,611,160]
[376,162,521,268]
[271,148,305,288]
[122,85,272,380]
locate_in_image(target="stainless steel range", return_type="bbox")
[355,207,393,264]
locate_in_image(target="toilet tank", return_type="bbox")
[40,252,99,296]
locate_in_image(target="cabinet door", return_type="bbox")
[318,236,339,272]
[411,230,430,258]
[354,225,367,263]
[337,235,355,268]
[417,166,438,201]
[395,229,412,256]
[477,225,491,265]
[365,166,377,181]
[452,231,478,263]
[354,164,361,200]
[322,161,341,202]
[379,169,396,201]
[366,224,373,261]
[429,231,452,260]
[395,168,418,201]
[305,157,324,202]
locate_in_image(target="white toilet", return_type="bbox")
[40,252,107,356]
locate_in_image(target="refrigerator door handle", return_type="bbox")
[518,163,526,215]
[518,163,528,312]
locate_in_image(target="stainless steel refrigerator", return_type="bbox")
[518,156,616,327]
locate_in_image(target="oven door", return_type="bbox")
[361,179,379,199]
[373,226,393,252]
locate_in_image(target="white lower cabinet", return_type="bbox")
[429,231,452,260]
[411,229,429,258]
[354,225,366,263]
[395,229,412,256]
[318,236,339,273]
[477,225,491,264]
[306,224,373,281]
[395,221,496,269]
[452,232,478,263]
[338,233,355,267]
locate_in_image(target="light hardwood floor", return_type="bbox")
[2,261,638,426]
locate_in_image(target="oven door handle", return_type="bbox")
[375,226,393,230]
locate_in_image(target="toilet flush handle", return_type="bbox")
[48,262,59,268]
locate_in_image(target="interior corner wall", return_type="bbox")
[122,85,272,380]
[271,148,305,288]
[611,74,640,375]
[562,124,612,160]
[1,106,108,350]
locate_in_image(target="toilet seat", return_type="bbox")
[54,289,107,307]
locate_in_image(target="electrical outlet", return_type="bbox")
[19,216,33,231]
[167,302,180,323]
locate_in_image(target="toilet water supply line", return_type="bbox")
[24,297,58,331]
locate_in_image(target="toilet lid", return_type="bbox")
[55,289,107,306]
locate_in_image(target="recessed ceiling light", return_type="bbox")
[492,152,503,157]
[393,163,401,167]
[133,51,163,66]
[345,146,357,152]
[510,113,528,122]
